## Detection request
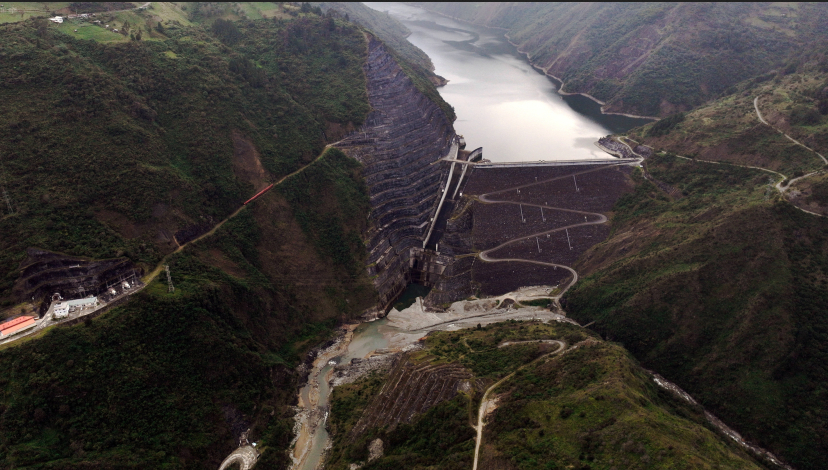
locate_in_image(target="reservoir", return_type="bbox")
[366,2,652,162]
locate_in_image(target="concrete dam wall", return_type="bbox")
[336,36,456,309]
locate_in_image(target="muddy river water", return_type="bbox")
[366,2,651,162]
[294,320,390,470]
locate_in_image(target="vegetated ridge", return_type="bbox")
[565,142,828,469]
[413,2,828,118]
[325,321,765,470]
[0,7,453,468]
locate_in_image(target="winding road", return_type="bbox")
[475,163,634,300]
[754,96,827,165]
[218,446,259,470]
[471,340,566,470]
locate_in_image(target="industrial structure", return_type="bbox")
[0,316,37,338]
[53,296,98,319]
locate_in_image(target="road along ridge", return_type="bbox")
[471,340,566,470]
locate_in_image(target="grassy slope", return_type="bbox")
[629,66,828,175]
[565,153,828,469]
[415,2,828,117]
[630,61,828,216]
[326,322,762,470]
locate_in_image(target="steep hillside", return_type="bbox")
[0,9,454,467]
[565,153,828,469]
[629,61,828,212]
[313,1,443,83]
[415,2,828,117]
[0,14,371,305]
[325,322,765,470]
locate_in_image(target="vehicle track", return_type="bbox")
[471,340,566,470]
[475,163,632,300]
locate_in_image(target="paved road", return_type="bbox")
[218,445,259,470]
[472,340,566,470]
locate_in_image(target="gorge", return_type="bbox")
[1,2,827,469]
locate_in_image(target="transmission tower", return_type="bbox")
[165,265,175,293]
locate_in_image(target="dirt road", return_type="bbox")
[472,340,566,470]
[475,163,629,301]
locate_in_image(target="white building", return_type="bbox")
[49,16,63,23]
[53,296,98,318]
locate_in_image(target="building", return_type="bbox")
[53,296,98,319]
[49,16,63,23]
[0,316,37,338]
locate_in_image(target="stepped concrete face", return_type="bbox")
[337,36,456,309]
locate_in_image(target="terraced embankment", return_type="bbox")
[426,162,637,305]
[336,36,457,309]
[351,356,481,435]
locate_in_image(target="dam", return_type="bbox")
[293,9,647,470]
[333,31,643,314]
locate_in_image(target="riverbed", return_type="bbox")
[290,288,573,470]
[365,2,651,162]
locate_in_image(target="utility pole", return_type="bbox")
[165,265,175,293]
[566,228,572,250]
[573,174,579,192]
[536,237,541,253]
[540,206,545,222]
[520,204,525,223]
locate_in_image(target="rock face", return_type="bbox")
[13,248,139,309]
[337,36,456,308]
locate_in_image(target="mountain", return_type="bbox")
[565,139,828,468]
[0,6,455,467]
[325,321,766,470]
[414,2,828,118]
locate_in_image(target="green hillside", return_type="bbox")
[326,322,764,470]
[0,9,402,468]
[415,2,828,117]
[0,12,369,304]
[565,152,828,469]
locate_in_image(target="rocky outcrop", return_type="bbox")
[337,36,455,309]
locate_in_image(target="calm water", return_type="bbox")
[366,3,651,162]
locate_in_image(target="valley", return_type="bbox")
[0,2,827,470]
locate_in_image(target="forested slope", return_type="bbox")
[0,9,451,468]
[416,2,828,117]
[566,152,828,470]
[326,322,765,470]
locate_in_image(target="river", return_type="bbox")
[295,320,390,470]
[292,4,652,469]
[366,2,651,162]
